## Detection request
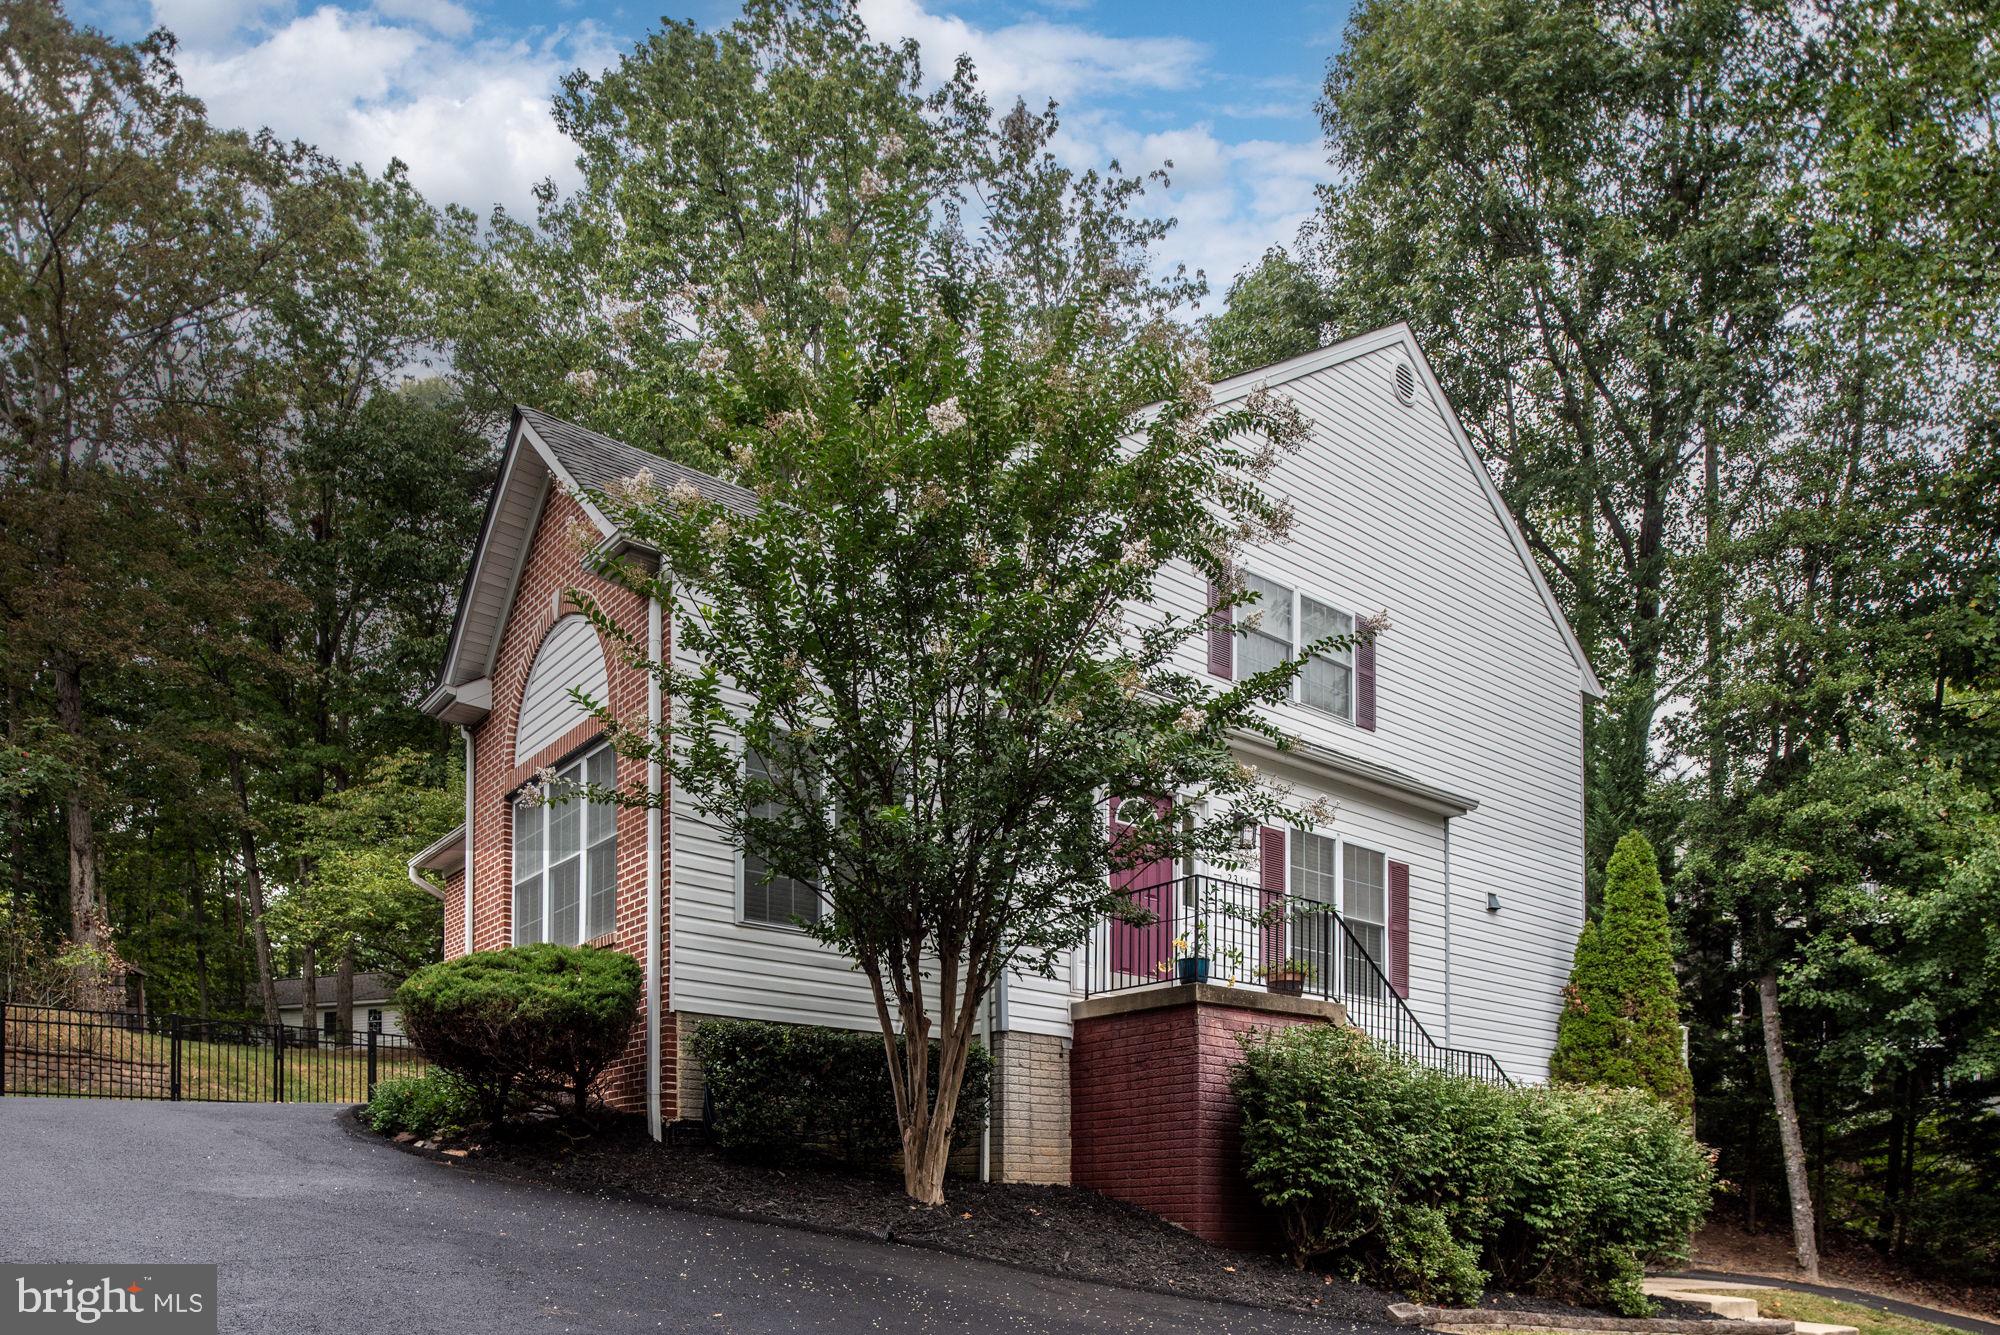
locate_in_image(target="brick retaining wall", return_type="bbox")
[1070,985,1346,1247]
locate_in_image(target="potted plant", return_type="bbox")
[1173,928,1210,985]
[1260,956,1314,997]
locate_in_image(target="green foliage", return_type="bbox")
[396,945,641,1124]
[1201,247,1335,379]
[692,1018,990,1170]
[1552,832,1693,1113]
[440,0,1196,465]
[566,0,1344,1206]
[365,1069,481,1141]
[1234,1026,1712,1313]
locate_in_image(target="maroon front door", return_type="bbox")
[1109,797,1176,979]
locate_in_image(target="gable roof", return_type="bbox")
[1200,324,1604,698]
[423,408,754,717]
[516,407,757,519]
[427,327,1600,722]
[274,973,400,1008]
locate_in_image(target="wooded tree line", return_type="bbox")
[2,0,1993,1274]
[1206,0,2000,1283]
[0,0,486,1036]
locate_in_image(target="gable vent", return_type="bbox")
[1393,361,1416,406]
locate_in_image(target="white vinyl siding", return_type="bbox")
[668,330,1588,1075]
[515,614,609,763]
[513,745,617,945]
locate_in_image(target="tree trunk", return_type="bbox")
[191,855,211,1033]
[333,946,354,1044]
[229,755,280,1028]
[299,941,319,1049]
[53,656,116,1009]
[1758,972,1820,1279]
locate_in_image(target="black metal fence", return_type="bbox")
[1084,873,1511,1086]
[0,1002,426,1104]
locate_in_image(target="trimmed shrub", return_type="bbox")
[1551,830,1694,1114]
[365,1068,480,1141]
[396,944,641,1123]
[1233,1025,1712,1314]
[692,1017,990,1170]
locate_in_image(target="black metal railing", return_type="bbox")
[0,1001,425,1104]
[1084,873,1511,1086]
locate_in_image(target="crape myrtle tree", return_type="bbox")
[586,288,1336,1205]
[572,219,1346,1203]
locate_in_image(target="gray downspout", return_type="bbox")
[460,726,475,956]
[1442,817,1453,1047]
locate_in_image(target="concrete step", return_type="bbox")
[1639,1281,1862,1335]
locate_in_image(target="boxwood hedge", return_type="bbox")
[1232,1025,1711,1314]
[692,1017,990,1170]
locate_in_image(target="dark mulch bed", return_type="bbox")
[359,1111,1708,1325]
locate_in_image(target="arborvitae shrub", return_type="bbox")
[1550,830,1694,1113]
[692,1017,990,1170]
[396,944,641,1124]
[1233,1025,1712,1314]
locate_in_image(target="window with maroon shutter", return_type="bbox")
[1206,581,1233,678]
[1387,859,1411,998]
[1356,635,1378,731]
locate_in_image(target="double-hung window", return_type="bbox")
[742,745,823,927]
[1239,574,1294,681]
[1240,573,1359,723]
[1288,828,1340,983]
[1342,843,1389,999]
[512,746,619,945]
[1299,595,1355,719]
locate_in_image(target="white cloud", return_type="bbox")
[146,0,1322,298]
[147,0,290,46]
[168,6,613,216]
[372,0,474,39]
[856,0,1203,103]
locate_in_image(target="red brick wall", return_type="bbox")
[1071,997,1327,1248]
[459,488,670,1115]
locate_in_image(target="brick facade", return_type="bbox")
[989,1032,1071,1184]
[1070,986,1345,1247]
[457,489,670,1115]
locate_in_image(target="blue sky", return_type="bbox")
[76,0,1352,302]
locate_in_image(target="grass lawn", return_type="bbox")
[4,1009,424,1103]
[1714,1290,1966,1335]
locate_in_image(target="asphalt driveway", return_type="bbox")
[0,1099,1372,1335]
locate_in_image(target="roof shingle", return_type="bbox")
[516,406,758,518]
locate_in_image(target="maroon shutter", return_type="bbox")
[1387,859,1410,998]
[1356,635,1377,730]
[1258,826,1287,980]
[1206,581,1233,679]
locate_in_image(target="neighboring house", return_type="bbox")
[274,973,406,1038]
[412,324,1600,1241]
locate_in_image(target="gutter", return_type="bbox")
[405,824,467,901]
[1230,729,1479,818]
